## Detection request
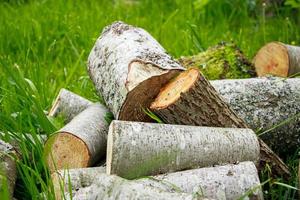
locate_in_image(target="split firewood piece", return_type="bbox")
[254,42,300,77]
[87,21,185,122]
[178,42,256,79]
[0,140,17,199]
[107,120,259,179]
[150,68,291,179]
[211,77,300,156]
[53,161,263,200]
[52,168,198,200]
[45,103,109,172]
[48,88,93,123]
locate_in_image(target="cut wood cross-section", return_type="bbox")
[151,68,291,179]
[88,21,185,122]
[254,42,300,77]
[45,103,109,172]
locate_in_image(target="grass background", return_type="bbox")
[0,0,299,199]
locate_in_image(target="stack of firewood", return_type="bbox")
[1,21,300,200]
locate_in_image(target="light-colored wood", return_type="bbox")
[254,42,300,77]
[88,21,185,122]
[48,88,93,123]
[52,161,263,200]
[0,140,17,199]
[106,120,259,179]
[45,103,109,172]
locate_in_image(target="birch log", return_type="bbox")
[87,21,185,122]
[211,77,300,156]
[254,42,300,77]
[52,170,197,200]
[106,120,259,179]
[0,140,17,199]
[48,88,93,123]
[45,103,109,172]
[53,161,263,200]
[150,68,290,178]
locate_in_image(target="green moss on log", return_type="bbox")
[178,42,256,80]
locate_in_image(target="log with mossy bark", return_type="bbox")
[150,68,291,179]
[211,76,300,156]
[48,88,93,123]
[106,120,259,179]
[87,21,185,122]
[53,161,263,200]
[254,42,300,77]
[45,103,109,172]
[0,140,17,199]
[178,42,256,79]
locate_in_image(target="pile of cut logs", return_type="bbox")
[1,21,300,200]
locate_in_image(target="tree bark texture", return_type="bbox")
[254,42,300,77]
[0,140,17,199]
[48,88,93,123]
[87,21,185,121]
[45,103,109,172]
[106,120,259,179]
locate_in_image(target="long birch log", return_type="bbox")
[45,103,109,172]
[52,169,197,200]
[150,68,290,178]
[254,42,300,77]
[87,21,185,122]
[0,140,17,199]
[52,161,263,200]
[211,76,300,156]
[106,120,259,179]
[48,88,93,123]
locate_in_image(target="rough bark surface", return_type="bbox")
[87,21,185,121]
[45,103,109,171]
[254,42,300,77]
[53,161,263,200]
[0,140,17,199]
[212,77,300,156]
[107,120,259,179]
[48,88,93,123]
[52,169,197,200]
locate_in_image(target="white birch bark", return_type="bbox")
[211,77,300,155]
[88,21,185,121]
[48,88,93,123]
[106,120,260,179]
[45,103,109,171]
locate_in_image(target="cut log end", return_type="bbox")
[46,133,90,172]
[254,42,289,77]
[119,69,180,121]
[150,68,199,110]
[48,89,63,117]
[106,127,113,175]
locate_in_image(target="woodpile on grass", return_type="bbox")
[1,21,300,199]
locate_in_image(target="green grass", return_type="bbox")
[0,0,299,199]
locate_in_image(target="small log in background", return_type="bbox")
[0,140,17,199]
[107,120,259,179]
[45,103,109,172]
[53,161,263,200]
[151,68,291,178]
[88,21,185,122]
[179,42,256,79]
[254,42,300,77]
[48,88,93,123]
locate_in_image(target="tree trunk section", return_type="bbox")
[45,103,109,172]
[211,77,300,156]
[150,68,291,179]
[254,42,300,77]
[0,140,17,199]
[106,120,259,179]
[52,161,263,200]
[48,88,93,123]
[87,21,185,122]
